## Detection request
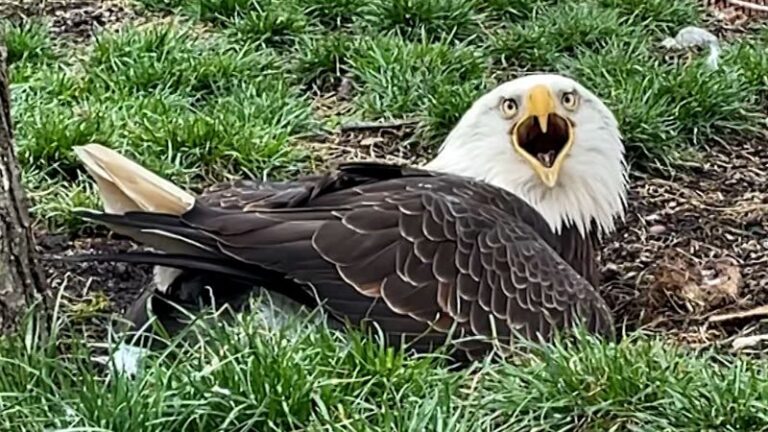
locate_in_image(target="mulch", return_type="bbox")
[0,0,139,41]
[600,137,768,349]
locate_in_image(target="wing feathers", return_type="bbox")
[432,242,457,283]
[381,276,440,321]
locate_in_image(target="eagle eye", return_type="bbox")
[500,98,518,117]
[561,91,578,110]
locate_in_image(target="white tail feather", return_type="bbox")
[73,144,195,216]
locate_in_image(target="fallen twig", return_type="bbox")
[708,304,768,323]
[726,0,768,14]
[340,119,420,132]
[732,333,768,350]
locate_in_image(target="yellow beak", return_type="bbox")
[512,84,574,188]
[527,84,555,134]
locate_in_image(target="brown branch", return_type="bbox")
[726,0,768,13]
[339,119,420,133]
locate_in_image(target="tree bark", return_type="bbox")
[0,44,48,334]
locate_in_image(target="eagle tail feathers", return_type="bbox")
[74,209,219,258]
[73,144,195,215]
[60,251,259,282]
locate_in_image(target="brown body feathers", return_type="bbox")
[72,145,613,362]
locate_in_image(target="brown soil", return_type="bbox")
[37,233,150,347]
[705,0,768,26]
[0,0,139,41]
[600,138,768,348]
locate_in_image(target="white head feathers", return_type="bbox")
[424,73,628,238]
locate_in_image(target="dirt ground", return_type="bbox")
[0,0,141,40]
[10,0,768,351]
[600,138,768,349]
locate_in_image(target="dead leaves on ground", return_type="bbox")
[647,253,742,316]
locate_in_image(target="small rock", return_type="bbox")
[649,224,667,235]
[115,263,128,274]
[337,77,353,100]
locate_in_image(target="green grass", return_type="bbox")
[359,0,483,42]
[226,2,312,47]
[6,0,768,232]
[11,21,317,197]
[1,19,56,65]
[3,301,768,431]
[4,2,768,428]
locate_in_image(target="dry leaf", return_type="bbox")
[732,334,768,350]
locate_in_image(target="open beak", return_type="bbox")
[511,85,574,188]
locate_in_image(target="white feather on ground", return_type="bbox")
[661,26,721,70]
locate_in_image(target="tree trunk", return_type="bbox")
[0,45,48,334]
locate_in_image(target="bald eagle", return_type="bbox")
[70,74,628,362]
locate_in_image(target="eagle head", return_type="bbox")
[425,73,628,238]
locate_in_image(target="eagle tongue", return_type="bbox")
[537,150,557,168]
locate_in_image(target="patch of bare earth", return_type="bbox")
[0,0,141,41]
[600,137,768,350]
[705,0,768,21]
[304,87,432,170]
[38,233,151,339]
[704,0,768,38]
[305,120,428,169]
